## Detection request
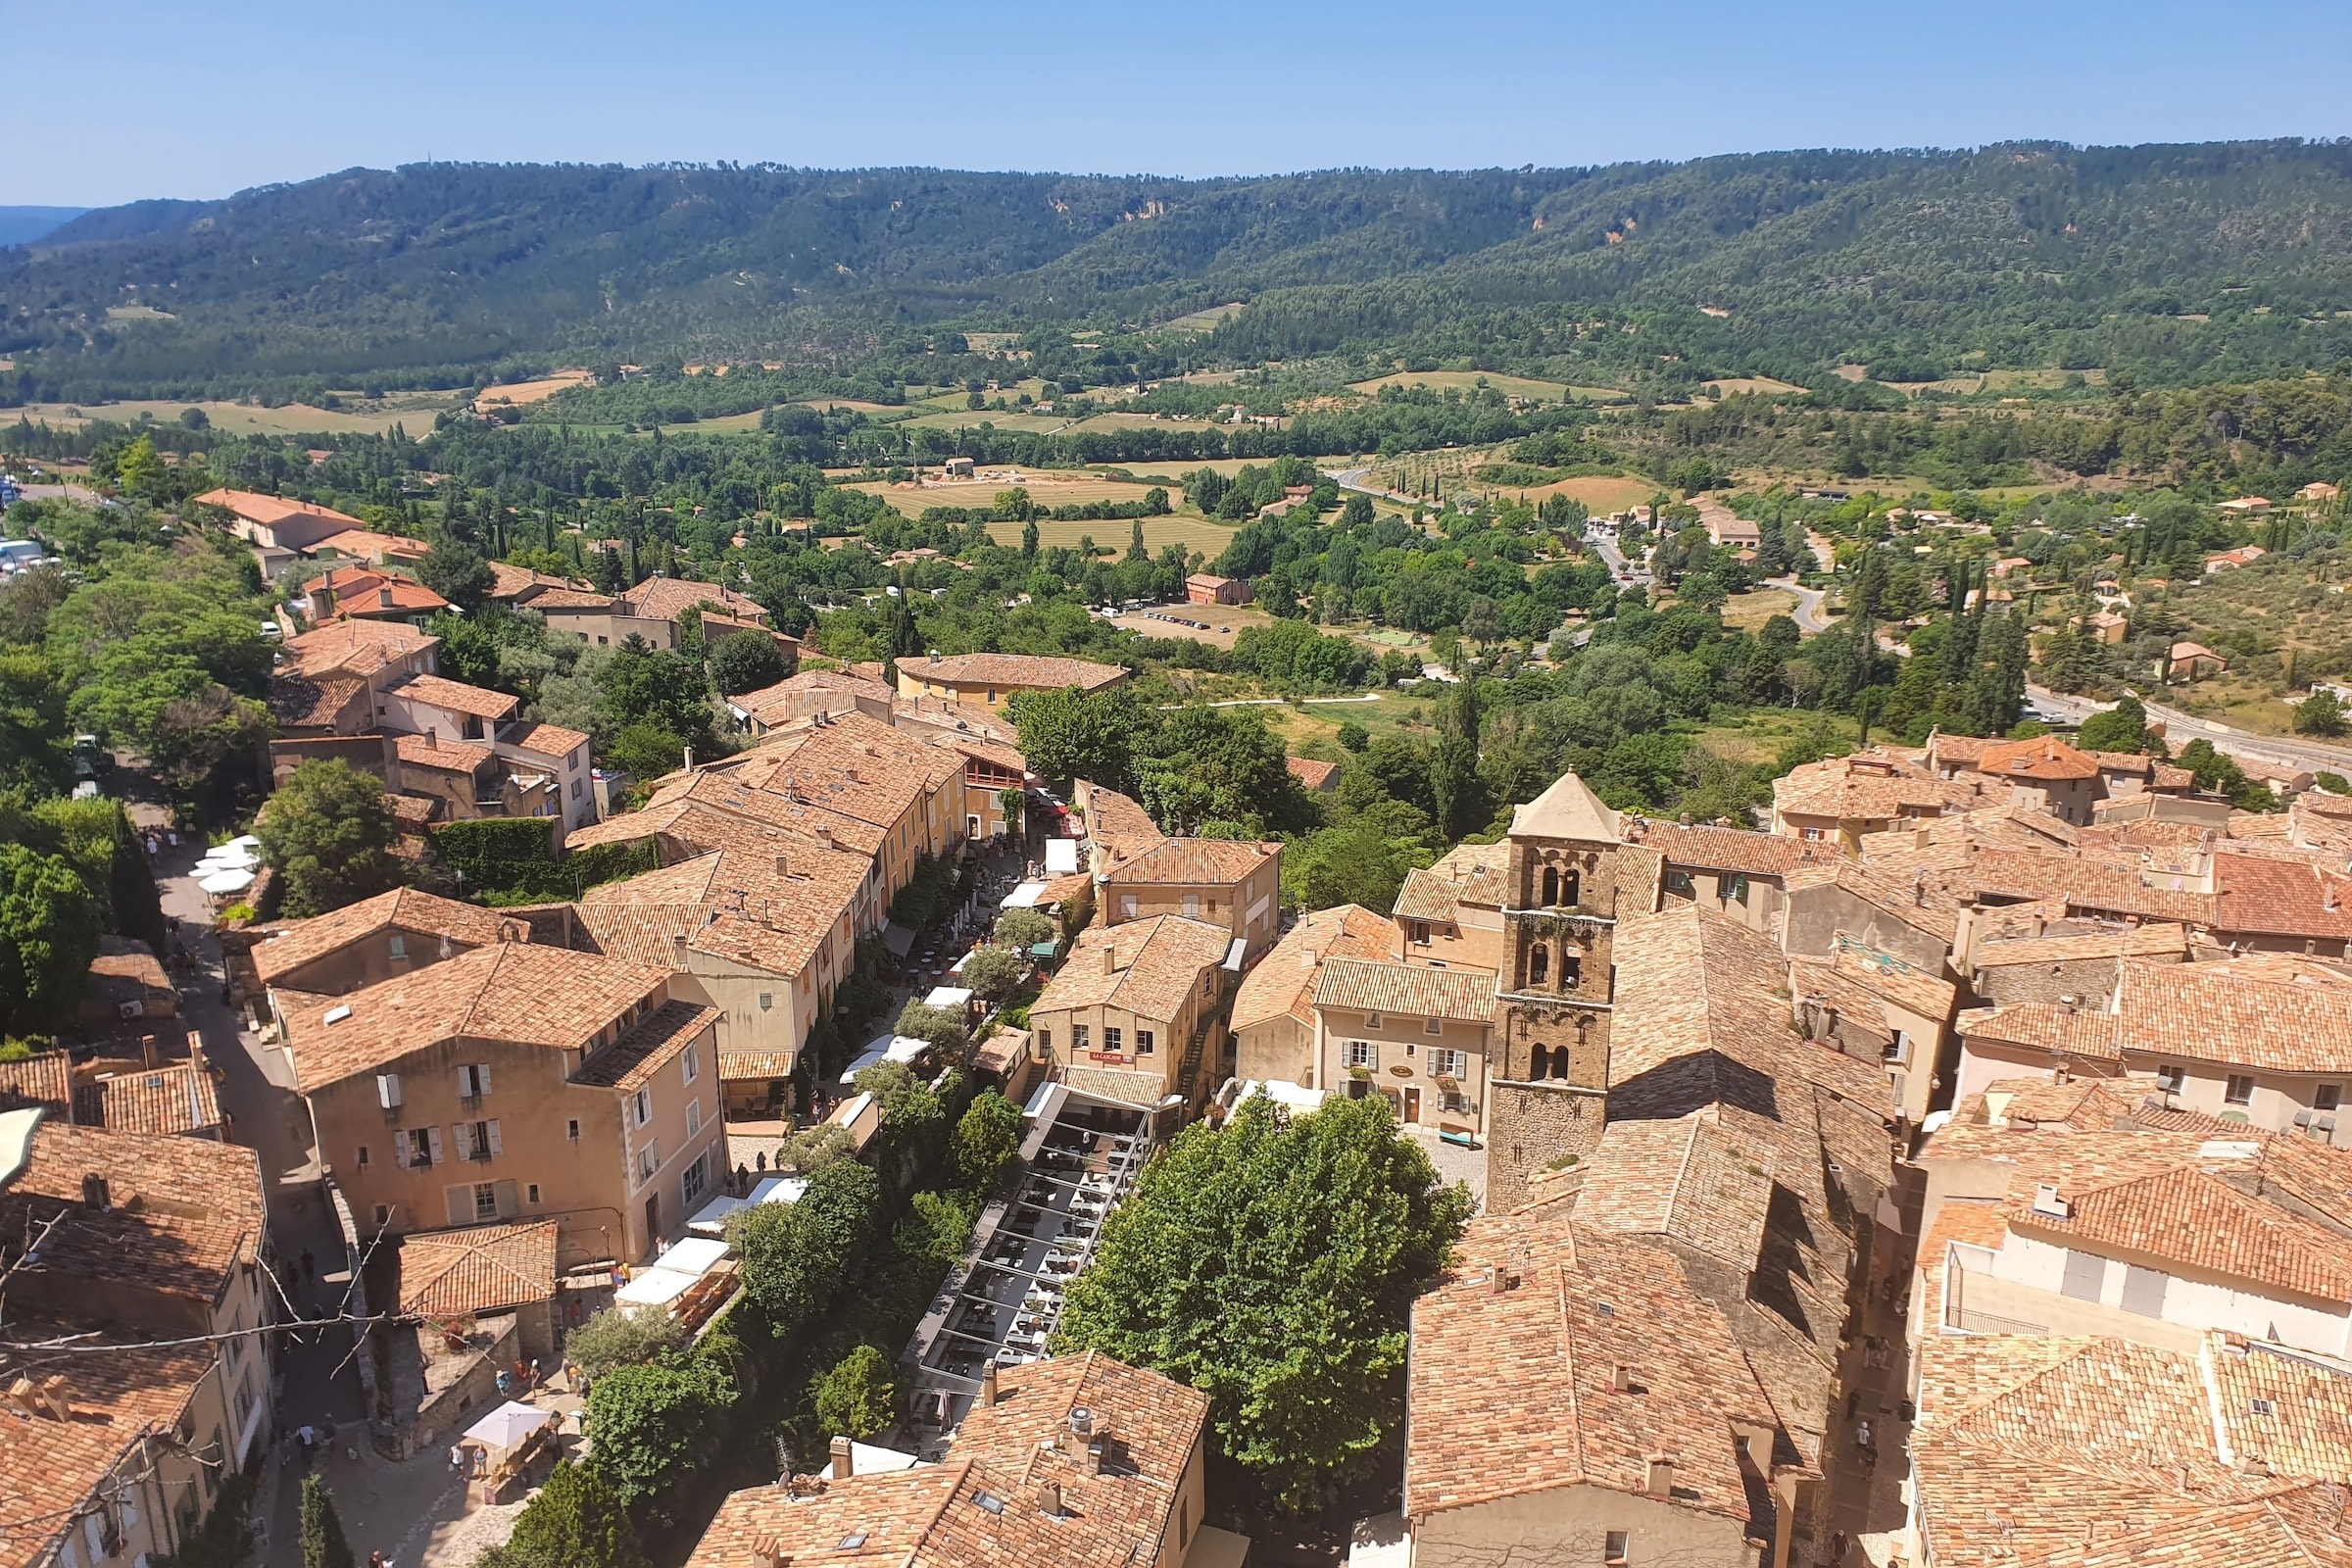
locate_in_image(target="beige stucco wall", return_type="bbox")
[310,1016,725,1265]
[1400,908,1499,970]
[1105,858,1281,948]
[1235,1013,1316,1088]
[1414,1481,1763,1568]
[1314,1006,1492,1129]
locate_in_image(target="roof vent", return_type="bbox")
[1645,1453,1676,1497]
[1036,1481,1062,1518]
[1068,1407,1094,1438]
[1611,1362,1633,1393]
[2031,1182,2070,1219]
[81,1173,111,1210]
[1101,946,1118,975]
[323,1004,353,1026]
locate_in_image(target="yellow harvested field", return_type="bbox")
[1348,369,1573,400]
[1161,302,1246,332]
[980,515,1240,557]
[795,397,909,415]
[1703,376,1804,396]
[1513,475,1659,513]
[10,394,464,437]
[475,370,592,407]
[1720,587,1797,631]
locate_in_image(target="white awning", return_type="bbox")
[687,1175,807,1236]
[615,1268,698,1311]
[1045,838,1081,874]
[841,1034,931,1084]
[462,1400,554,1451]
[1000,881,1049,909]
[1223,937,1249,972]
[197,868,257,895]
[923,986,974,1009]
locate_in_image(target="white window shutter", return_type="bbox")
[446,1187,471,1227]
[487,1120,503,1155]
[452,1123,471,1160]
[457,1066,472,1099]
[477,1064,490,1096]
[494,1179,519,1219]
[393,1133,410,1169]
[425,1126,444,1166]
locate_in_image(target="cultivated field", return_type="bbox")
[1720,587,1798,631]
[1160,303,1246,332]
[475,370,592,407]
[1703,376,1805,396]
[10,393,464,437]
[980,514,1240,557]
[850,471,1191,511]
[1348,370,1575,401]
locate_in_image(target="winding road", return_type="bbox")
[2027,684,2352,778]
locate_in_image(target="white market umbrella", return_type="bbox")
[196,868,256,896]
[222,835,263,852]
[198,846,259,869]
[462,1400,554,1452]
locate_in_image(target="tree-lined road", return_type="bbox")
[2027,685,2352,778]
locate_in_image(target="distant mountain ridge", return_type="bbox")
[7,143,2352,397]
[0,206,91,248]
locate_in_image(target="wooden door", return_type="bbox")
[1402,1087,1421,1124]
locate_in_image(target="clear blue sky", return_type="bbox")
[11,0,2352,207]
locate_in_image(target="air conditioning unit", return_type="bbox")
[117,1000,143,1020]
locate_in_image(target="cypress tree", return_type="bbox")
[298,1475,356,1568]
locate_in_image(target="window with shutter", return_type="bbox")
[494,1179,519,1219]
[393,1135,410,1169]
[446,1186,473,1226]
[2061,1250,2106,1301]
[686,1099,702,1138]
[2121,1265,2172,1317]
[486,1120,503,1156]
[425,1126,444,1166]
[450,1123,471,1161]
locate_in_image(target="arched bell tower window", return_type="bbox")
[1542,865,1560,906]
[1530,1043,1550,1079]
[1530,945,1549,986]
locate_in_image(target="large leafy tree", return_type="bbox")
[501,1461,649,1568]
[256,759,400,917]
[708,630,789,696]
[598,637,716,755]
[1429,678,1486,841]
[0,650,72,795]
[1005,684,1141,792]
[736,1157,881,1334]
[584,1359,734,1523]
[0,842,101,1036]
[812,1345,898,1443]
[1136,703,1304,836]
[2077,695,2156,755]
[417,533,496,612]
[1055,1094,1472,1512]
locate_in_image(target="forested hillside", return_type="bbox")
[10,141,2352,400]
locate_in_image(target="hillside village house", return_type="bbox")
[244,886,532,1001]
[1101,838,1283,949]
[302,564,449,628]
[1312,956,1496,1131]
[195,485,372,574]
[281,944,724,1265]
[0,1115,278,1568]
[1231,903,1395,1088]
[896,650,1129,711]
[1393,842,1508,969]
[1185,572,1250,605]
[1028,916,1237,1112]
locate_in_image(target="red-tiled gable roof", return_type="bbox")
[1231,904,1394,1034]
[564,999,715,1092]
[309,527,427,560]
[2110,958,2352,1073]
[194,486,362,529]
[388,672,518,720]
[521,586,620,612]
[1286,755,1340,790]
[500,720,590,759]
[1969,923,2192,968]
[1968,848,2217,925]
[397,1220,560,1317]
[0,1122,265,1303]
[318,564,449,615]
[1783,860,1965,943]
[1790,942,1956,1023]
[911,653,1127,692]
[80,1063,223,1136]
[280,615,439,678]
[1956,1001,2126,1059]
[577,846,866,980]
[1082,785,1166,864]
[268,671,368,729]
[393,732,495,773]
[0,1052,73,1112]
[1775,752,1980,821]
[1620,815,1838,876]
[2213,853,2352,941]
[485,561,580,600]
[685,1353,1206,1568]
[621,575,766,625]
[1032,916,1232,1023]
[281,944,670,1089]
[0,1331,218,1568]
[1977,734,2101,781]
[1392,867,1465,923]
[2017,1163,2352,1301]
[1100,837,1279,886]
[1311,956,1495,1021]
[252,886,527,986]
[1406,1221,1786,1524]
[1573,1113,1775,1272]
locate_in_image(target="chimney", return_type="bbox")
[929,650,942,664]
[81,1173,111,1209]
[775,854,790,880]
[378,585,395,610]
[1101,946,1118,975]
[979,1362,999,1408]
[316,576,336,613]
[1645,1453,1676,1497]
[817,826,835,852]
[1612,1362,1633,1393]
[139,1033,159,1069]
[1036,1481,1062,1518]
[829,1435,854,1479]
[1490,1264,1513,1295]
[670,934,687,963]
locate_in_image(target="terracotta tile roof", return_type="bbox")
[1081,786,1166,863]
[910,653,1128,693]
[1392,867,1464,923]
[1775,753,1980,822]
[2208,1337,2352,1481]
[0,1330,218,1568]
[252,887,528,986]
[717,1051,797,1080]
[1231,904,1394,1034]
[1968,848,2218,925]
[196,486,364,527]
[1311,956,1495,1021]
[485,561,580,600]
[318,564,450,615]
[0,1122,265,1303]
[618,575,764,625]
[389,672,518,719]
[1427,840,1511,906]
[0,1052,73,1113]
[1969,923,2192,968]
[281,944,671,1090]
[309,527,426,560]
[1406,1222,1787,1526]
[1099,837,1280,887]
[396,1220,560,1317]
[1783,860,1964,942]
[268,670,367,728]
[2213,853,2352,941]
[280,615,438,678]
[521,586,620,612]
[1573,1113,1775,1271]
[569,999,719,1092]
[499,720,590,759]
[1790,939,1956,1020]
[1286,756,1340,790]
[80,1063,223,1136]
[1620,816,1838,876]
[393,732,494,773]
[737,666,896,712]
[2112,958,2352,1074]
[2025,1162,2352,1299]
[1977,735,2102,781]
[577,846,866,980]
[1032,916,1232,1024]
[1956,1001,2126,1059]
[685,1352,1206,1568]
[736,711,963,827]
